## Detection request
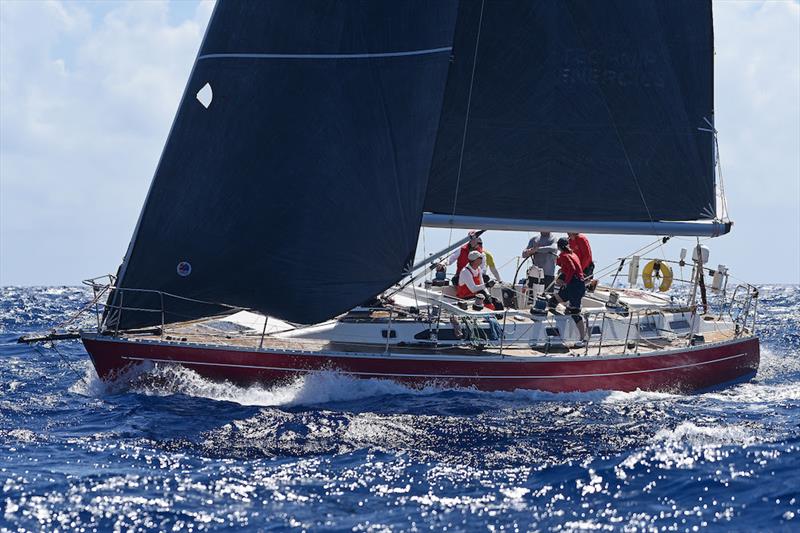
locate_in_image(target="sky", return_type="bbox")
[1,0,798,287]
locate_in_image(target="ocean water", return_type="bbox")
[1,286,798,532]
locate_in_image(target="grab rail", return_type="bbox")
[725,284,759,335]
[81,279,243,337]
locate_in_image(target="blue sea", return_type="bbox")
[1,286,798,532]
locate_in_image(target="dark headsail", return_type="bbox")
[108,1,459,329]
[423,0,718,228]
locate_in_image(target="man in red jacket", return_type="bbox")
[567,232,594,279]
[568,232,598,292]
[553,237,587,348]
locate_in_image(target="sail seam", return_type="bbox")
[197,48,452,60]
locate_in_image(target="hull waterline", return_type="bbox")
[81,334,759,394]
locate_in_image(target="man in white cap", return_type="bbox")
[456,250,493,302]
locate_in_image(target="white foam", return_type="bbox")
[70,359,154,396]
[754,346,800,381]
[618,421,758,474]
[703,380,800,405]
[70,359,688,408]
[652,421,756,447]
[474,386,680,405]
[74,363,452,407]
[602,389,679,403]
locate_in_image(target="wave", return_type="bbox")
[754,345,800,381]
[617,421,760,475]
[69,360,689,410]
[73,362,450,407]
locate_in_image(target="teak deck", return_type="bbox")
[118,321,737,359]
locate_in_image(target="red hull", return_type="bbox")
[81,335,759,394]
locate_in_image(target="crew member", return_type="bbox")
[522,231,557,292]
[457,251,489,299]
[553,237,587,347]
[442,230,484,286]
[483,249,502,283]
[567,232,594,279]
[457,251,500,310]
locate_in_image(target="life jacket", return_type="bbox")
[456,244,484,276]
[457,264,483,299]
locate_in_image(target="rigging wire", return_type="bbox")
[420,227,431,286]
[497,255,518,271]
[592,237,666,281]
[715,131,730,220]
[700,117,730,221]
[447,0,486,249]
[421,227,427,264]
[52,284,110,332]
[34,343,85,384]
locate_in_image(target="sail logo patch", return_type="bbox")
[176,261,192,277]
[196,82,212,108]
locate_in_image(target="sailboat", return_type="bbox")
[26,1,760,393]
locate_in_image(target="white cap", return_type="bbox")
[468,250,483,261]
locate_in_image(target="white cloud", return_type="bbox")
[714,0,800,209]
[1,0,214,284]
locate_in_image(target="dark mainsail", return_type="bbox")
[108,1,459,329]
[424,0,718,225]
